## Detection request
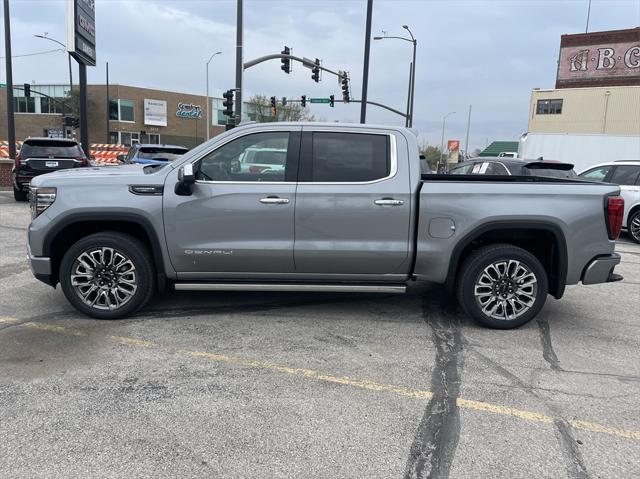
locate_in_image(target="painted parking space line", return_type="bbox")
[1,316,639,441]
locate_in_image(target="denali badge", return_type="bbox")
[185,249,233,255]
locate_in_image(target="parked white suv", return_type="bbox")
[579,160,640,243]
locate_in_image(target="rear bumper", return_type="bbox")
[581,253,622,285]
[27,241,54,286]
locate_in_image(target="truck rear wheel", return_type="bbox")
[60,232,155,319]
[457,244,548,329]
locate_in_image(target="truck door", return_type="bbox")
[163,128,300,276]
[294,128,412,275]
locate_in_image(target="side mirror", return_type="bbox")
[230,159,241,173]
[117,154,126,163]
[176,163,196,195]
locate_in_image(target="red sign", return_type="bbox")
[556,28,640,88]
[447,140,460,151]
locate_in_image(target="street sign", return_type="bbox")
[302,57,316,69]
[309,98,330,104]
[66,0,96,66]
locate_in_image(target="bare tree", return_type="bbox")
[246,95,315,122]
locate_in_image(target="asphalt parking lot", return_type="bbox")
[1,189,639,478]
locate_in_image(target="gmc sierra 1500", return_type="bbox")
[27,122,624,328]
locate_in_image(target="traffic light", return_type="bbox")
[282,97,287,106]
[270,96,277,117]
[63,116,73,127]
[222,90,234,117]
[24,83,31,97]
[341,72,350,103]
[281,46,291,74]
[72,117,80,128]
[311,58,320,83]
[329,95,335,108]
[301,95,306,107]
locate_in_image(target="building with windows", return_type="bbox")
[0,83,254,149]
[526,27,640,136]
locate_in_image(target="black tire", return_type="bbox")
[628,210,640,244]
[60,232,155,319]
[13,185,28,202]
[456,243,548,329]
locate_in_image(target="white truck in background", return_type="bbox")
[518,132,640,172]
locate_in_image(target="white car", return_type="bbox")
[579,160,640,243]
[239,147,287,174]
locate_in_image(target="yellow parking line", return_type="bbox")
[2,316,639,441]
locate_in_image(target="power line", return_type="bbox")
[0,48,64,59]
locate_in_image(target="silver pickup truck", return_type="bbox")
[27,122,624,328]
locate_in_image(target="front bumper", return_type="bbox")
[582,253,622,285]
[27,241,54,286]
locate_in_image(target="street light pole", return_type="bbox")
[206,51,222,141]
[373,25,417,127]
[34,34,72,103]
[439,111,456,172]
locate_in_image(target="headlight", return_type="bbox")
[30,187,57,219]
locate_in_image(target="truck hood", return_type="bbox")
[30,164,158,187]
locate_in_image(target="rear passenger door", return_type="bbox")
[294,128,412,276]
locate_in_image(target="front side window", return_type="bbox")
[310,132,389,182]
[579,165,611,182]
[608,165,640,186]
[197,132,290,182]
[536,99,563,115]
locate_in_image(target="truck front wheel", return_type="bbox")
[457,244,548,329]
[60,232,156,319]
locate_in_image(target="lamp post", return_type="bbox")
[34,34,72,104]
[439,111,456,172]
[373,25,417,127]
[206,51,222,141]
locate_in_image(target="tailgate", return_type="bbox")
[24,158,80,171]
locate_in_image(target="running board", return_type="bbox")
[174,283,407,294]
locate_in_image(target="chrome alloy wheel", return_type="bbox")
[631,215,640,242]
[473,260,538,321]
[70,247,137,311]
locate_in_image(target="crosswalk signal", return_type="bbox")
[72,117,80,128]
[24,83,31,97]
[341,72,350,103]
[222,90,234,117]
[301,95,307,107]
[281,46,291,74]
[270,96,277,117]
[311,58,320,83]
[329,95,335,108]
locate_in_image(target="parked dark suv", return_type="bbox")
[12,137,89,201]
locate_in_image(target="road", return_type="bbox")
[1,190,638,478]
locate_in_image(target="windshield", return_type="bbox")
[136,147,187,161]
[252,150,287,165]
[21,140,84,158]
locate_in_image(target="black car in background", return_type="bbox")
[12,138,89,201]
[449,157,577,179]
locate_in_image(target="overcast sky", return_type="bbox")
[2,0,639,150]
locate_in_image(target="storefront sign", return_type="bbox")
[176,103,202,119]
[144,99,168,127]
[447,140,460,163]
[65,0,96,66]
[556,28,640,88]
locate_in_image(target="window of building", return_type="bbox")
[14,97,36,113]
[109,99,135,122]
[536,99,563,115]
[140,133,160,144]
[309,132,390,182]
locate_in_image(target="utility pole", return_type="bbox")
[105,62,109,143]
[360,0,373,124]
[464,104,472,158]
[3,0,16,161]
[235,0,243,125]
[79,64,88,155]
[585,0,591,33]
[404,62,412,127]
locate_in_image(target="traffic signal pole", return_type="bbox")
[234,0,243,124]
[3,0,16,161]
[359,0,373,124]
[79,64,89,155]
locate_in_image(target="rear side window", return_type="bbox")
[310,132,389,182]
[579,165,611,182]
[21,140,84,158]
[526,167,577,179]
[485,162,509,175]
[608,165,640,186]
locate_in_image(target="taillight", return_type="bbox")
[14,152,20,169]
[249,165,268,174]
[606,196,624,240]
[77,157,88,166]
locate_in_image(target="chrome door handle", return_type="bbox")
[260,197,290,205]
[374,198,404,206]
